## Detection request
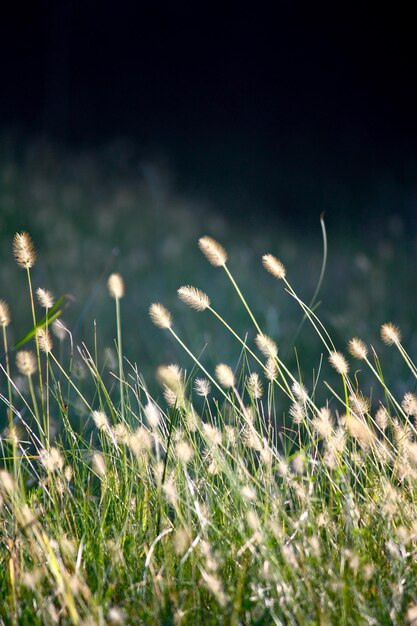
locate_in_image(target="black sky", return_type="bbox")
[1,2,417,227]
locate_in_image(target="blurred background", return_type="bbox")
[1,2,416,399]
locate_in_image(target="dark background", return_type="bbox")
[1,2,417,231]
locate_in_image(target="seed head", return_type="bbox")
[348,337,368,360]
[40,447,64,472]
[262,254,286,279]
[36,328,53,353]
[215,363,235,388]
[247,372,263,398]
[402,392,417,417]
[264,357,278,381]
[144,402,161,428]
[255,333,278,359]
[156,364,184,392]
[175,440,194,463]
[328,351,349,376]
[0,300,11,327]
[375,405,389,431]
[149,303,173,329]
[13,232,36,269]
[198,236,228,267]
[194,377,211,397]
[178,285,210,311]
[107,273,125,299]
[91,410,110,431]
[36,288,54,309]
[381,322,401,346]
[16,350,37,376]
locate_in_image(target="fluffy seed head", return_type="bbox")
[348,337,368,360]
[402,392,417,417]
[375,405,389,431]
[344,414,376,448]
[92,410,110,431]
[36,288,54,309]
[328,351,349,376]
[13,232,36,269]
[255,333,278,359]
[16,350,37,376]
[144,402,161,428]
[40,447,64,473]
[381,322,401,346]
[194,377,211,397]
[0,300,11,327]
[264,357,278,381]
[198,236,228,267]
[215,363,235,388]
[149,303,172,329]
[262,254,286,279]
[156,364,184,392]
[247,372,263,398]
[36,328,52,353]
[107,273,125,299]
[178,285,210,311]
[175,440,194,463]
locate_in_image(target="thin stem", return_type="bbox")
[116,296,125,420]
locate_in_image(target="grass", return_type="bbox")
[1,227,417,625]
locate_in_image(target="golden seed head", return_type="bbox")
[0,299,11,327]
[262,254,286,280]
[198,236,228,267]
[175,440,194,464]
[194,377,211,397]
[36,287,55,309]
[177,285,210,311]
[247,372,263,399]
[13,232,36,269]
[91,410,110,431]
[215,363,235,388]
[107,273,125,299]
[381,322,401,346]
[40,447,64,473]
[255,333,278,359]
[149,303,173,329]
[156,364,184,392]
[16,350,37,376]
[264,357,278,381]
[375,405,389,431]
[36,328,53,353]
[402,392,417,417]
[328,351,349,376]
[347,337,368,360]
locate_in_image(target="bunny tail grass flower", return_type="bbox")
[13,231,36,269]
[178,285,210,311]
[262,254,286,280]
[381,322,401,346]
[255,333,278,359]
[36,328,53,353]
[348,337,368,360]
[198,236,228,267]
[215,363,235,388]
[107,273,125,299]
[195,377,211,397]
[16,350,37,376]
[36,288,54,310]
[149,303,173,329]
[328,351,349,376]
[0,300,11,327]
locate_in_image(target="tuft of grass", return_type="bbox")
[1,230,417,625]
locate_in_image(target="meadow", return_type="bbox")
[1,142,417,625]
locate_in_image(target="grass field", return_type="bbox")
[1,143,417,624]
